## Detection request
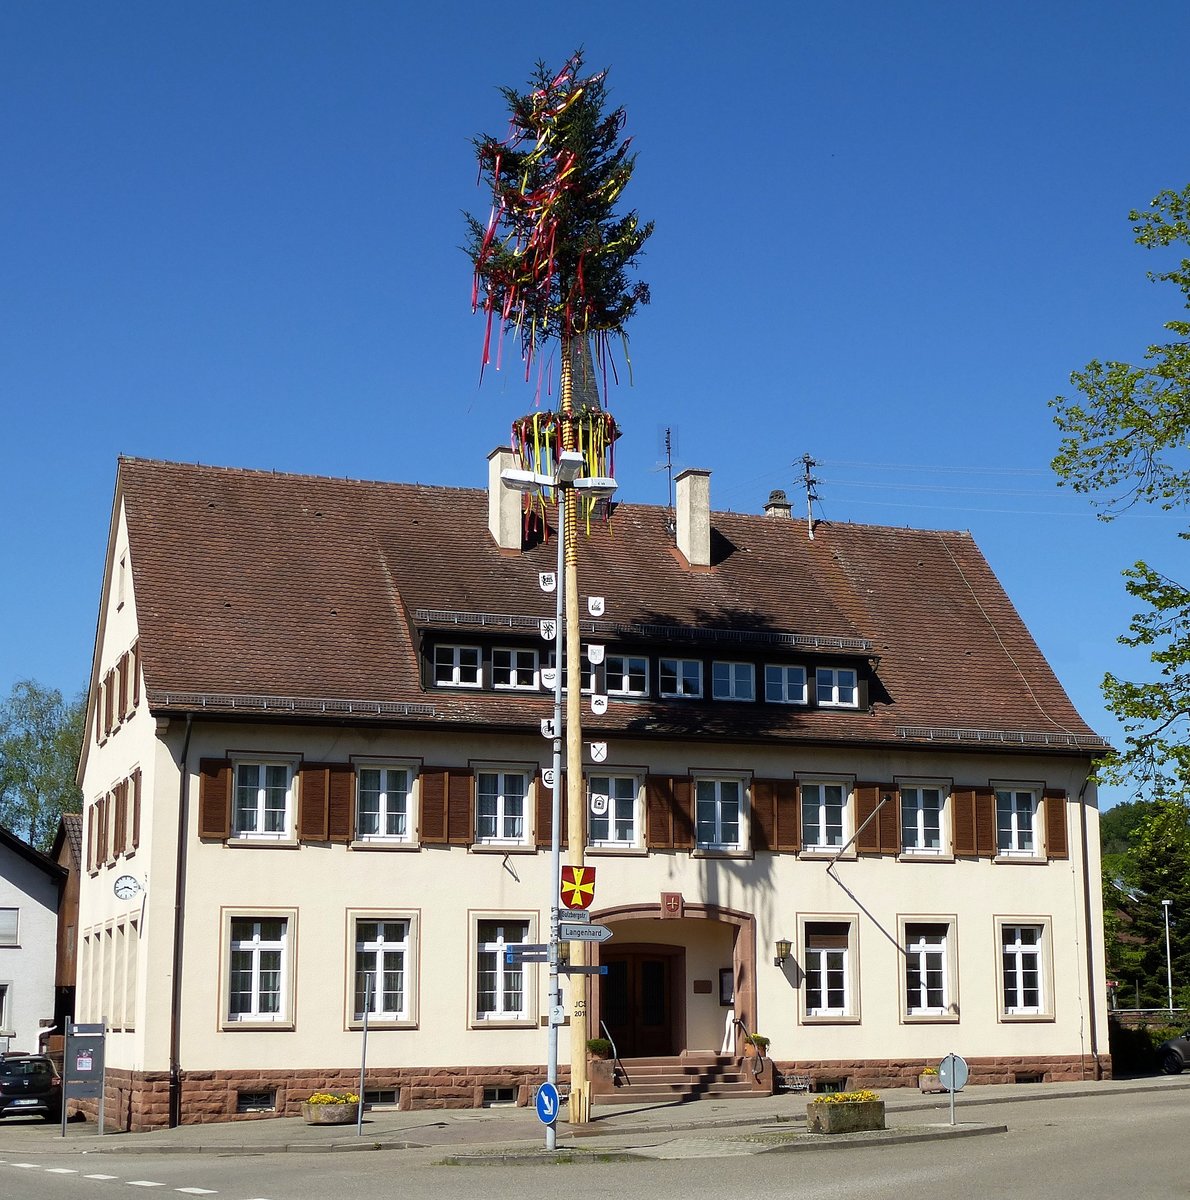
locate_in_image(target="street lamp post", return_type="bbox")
[1162,899,1173,1013]
[501,452,616,1148]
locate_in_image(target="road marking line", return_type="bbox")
[176,1190,219,1195]
[84,1172,119,1179]
[46,1167,80,1173]
[12,1162,42,1168]
[128,1183,166,1189]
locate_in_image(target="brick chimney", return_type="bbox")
[764,488,792,518]
[488,446,521,551]
[675,468,711,567]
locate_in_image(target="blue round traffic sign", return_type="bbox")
[535,1080,560,1125]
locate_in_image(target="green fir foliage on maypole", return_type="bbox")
[466,49,652,413]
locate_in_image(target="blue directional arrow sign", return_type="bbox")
[535,1080,560,1125]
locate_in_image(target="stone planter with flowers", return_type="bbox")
[806,1090,886,1134]
[919,1067,945,1093]
[301,1091,360,1125]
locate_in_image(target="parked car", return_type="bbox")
[1156,1031,1190,1074]
[0,1054,62,1121]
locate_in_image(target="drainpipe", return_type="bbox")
[168,714,193,1127]
[1077,773,1103,1079]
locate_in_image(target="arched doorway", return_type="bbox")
[589,904,756,1058]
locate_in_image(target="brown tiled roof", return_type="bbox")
[117,457,1102,754]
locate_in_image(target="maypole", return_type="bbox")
[467,50,651,1126]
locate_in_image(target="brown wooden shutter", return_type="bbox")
[113,781,127,856]
[446,769,474,845]
[298,763,331,841]
[775,779,800,851]
[879,787,900,853]
[327,764,355,843]
[646,775,675,849]
[751,779,776,851]
[952,787,976,856]
[535,772,552,848]
[1044,788,1069,859]
[131,640,141,709]
[672,776,694,849]
[131,769,142,850]
[420,768,448,844]
[97,794,109,864]
[855,784,880,853]
[197,758,232,839]
[86,803,96,873]
[117,654,128,722]
[104,671,115,735]
[94,687,103,744]
[974,786,996,856]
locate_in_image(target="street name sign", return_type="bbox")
[559,922,612,942]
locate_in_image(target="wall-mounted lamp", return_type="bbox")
[774,938,791,968]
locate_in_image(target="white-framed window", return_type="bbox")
[605,654,648,696]
[765,664,807,704]
[233,761,295,839]
[901,920,956,1019]
[900,786,946,855]
[800,917,858,1021]
[356,766,414,843]
[0,908,17,947]
[996,787,1039,856]
[816,667,858,708]
[694,777,745,851]
[801,781,847,850]
[350,913,417,1026]
[493,647,539,690]
[473,915,534,1025]
[434,644,482,688]
[588,774,642,848]
[475,770,530,845]
[712,661,755,702]
[223,911,294,1027]
[659,657,703,698]
[543,650,595,694]
[0,981,10,1036]
[998,919,1052,1018]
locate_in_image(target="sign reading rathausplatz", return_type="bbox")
[560,864,596,910]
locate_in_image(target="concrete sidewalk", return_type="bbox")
[3,1076,1186,1163]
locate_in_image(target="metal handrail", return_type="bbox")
[600,1021,629,1086]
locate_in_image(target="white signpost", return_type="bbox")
[938,1053,969,1126]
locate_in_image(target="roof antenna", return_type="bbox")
[656,425,679,534]
[802,453,819,540]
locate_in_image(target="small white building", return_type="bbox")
[76,454,1112,1129]
[0,826,65,1054]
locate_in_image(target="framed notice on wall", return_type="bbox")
[719,968,734,1007]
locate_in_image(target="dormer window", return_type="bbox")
[434,645,482,688]
[659,658,702,699]
[605,654,648,697]
[712,661,754,702]
[816,667,858,708]
[493,648,538,690]
[765,664,807,704]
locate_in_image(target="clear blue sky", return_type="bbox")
[4,1,1187,809]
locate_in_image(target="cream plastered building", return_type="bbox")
[75,455,1111,1129]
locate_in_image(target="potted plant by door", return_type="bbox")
[301,1091,360,1125]
[742,1034,770,1057]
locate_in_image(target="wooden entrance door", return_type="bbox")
[600,946,683,1058]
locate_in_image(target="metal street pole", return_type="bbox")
[1163,899,1173,1012]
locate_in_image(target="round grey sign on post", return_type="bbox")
[938,1053,968,1092]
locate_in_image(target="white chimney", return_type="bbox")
[764,488,792,518]
[675,468,711,567]
[488,446,521,551]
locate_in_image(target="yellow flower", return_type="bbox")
[307,1091,359,1105]
[811,1089,880,1104]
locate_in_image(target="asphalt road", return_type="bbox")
[1,1089,1184,1200]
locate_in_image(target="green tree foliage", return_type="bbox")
[466,50,652,380]
[1051,185,1190,801]
[1115,799,1190,1009]
[1100,798,1149,880]
[0,679,85,851]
